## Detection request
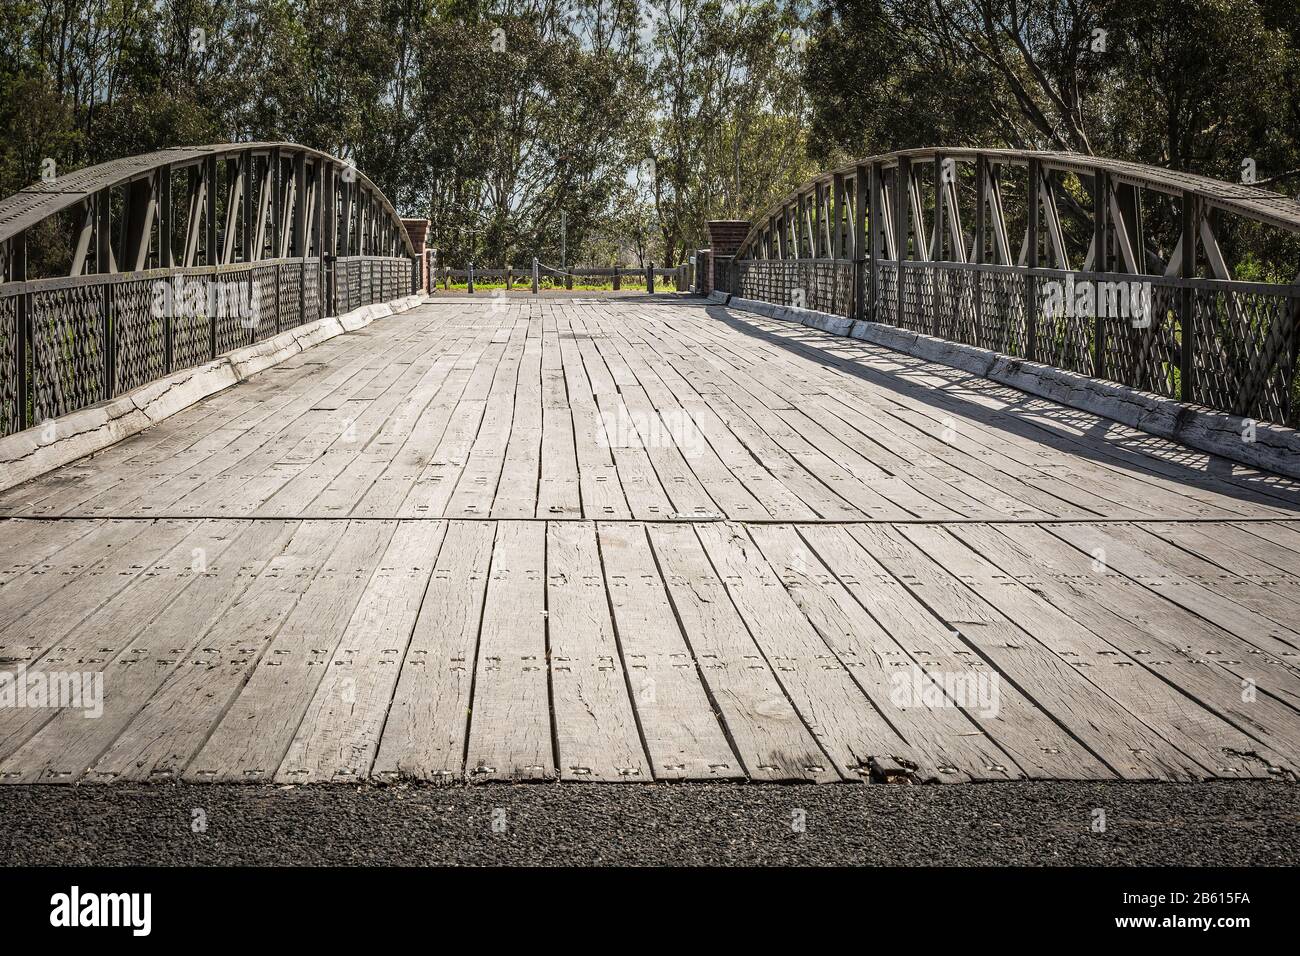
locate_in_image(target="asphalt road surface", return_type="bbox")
[1,781,1296,866]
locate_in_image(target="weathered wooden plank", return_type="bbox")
[903,523,1282,778]
[647,522,839,782]
[596,319,768,520]
[0,518,101,586]
[464,520,554,780]
[694,521,917,780]
[537,331,583,517]
[445,322,527,518]
[352,326,502,517]
[1125,523,1300,627]
[1047,523,1300,659]
[792,526,1112,779]
[0,520,191,666]
[746,524,1019,782]
[183,520,398,782]
[260,329,475,517]
[640,356,819,520]
[0,520,246,766]
[275,521,441,782]
[304,324,487,517]
[373,520,495,781]
[1226,521,1300,576]
[491,326,543,517]
[0,521,297,783]
[949,522,1300,774]
[0,520,145,632]
[849,524,1212,780]
[546,522,649,779]
[597,522,741,780]
[88,520,348,781]
[690,306,1294,517]
[554,314,637,521]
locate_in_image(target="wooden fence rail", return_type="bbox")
[434,260,694,294]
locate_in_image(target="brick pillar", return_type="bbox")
[705,220,749,296]
[402,218,431,292]
[695,249,710,295]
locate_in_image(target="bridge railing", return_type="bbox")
[0,143,417,439]
[0,255,410,432]
[726,256,1300,426]
[719,148,1300,428]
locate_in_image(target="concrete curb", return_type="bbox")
[0,294,427,494]
[719,296,1300,481]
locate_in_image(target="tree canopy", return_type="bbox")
[3,0,1296,268]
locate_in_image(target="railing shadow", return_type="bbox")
[704,304,1300,515]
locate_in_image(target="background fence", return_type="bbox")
[433,261,693,293]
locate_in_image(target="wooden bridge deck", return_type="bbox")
[2,297,1299,784]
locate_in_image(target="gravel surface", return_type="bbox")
[1,780,1297,866]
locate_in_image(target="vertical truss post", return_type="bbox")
[294,152,307,325]
[791,194,800,258]
[932,154,943,336]
[313,161,325,317]
[323,165,335,314]
[14,233,29,431]
[895,158,909,329]
[159,165,173,268]
[831,173,843,313]
[270,147,282,263]
[1093,170,1108,379]
[96,188,115,397]
[974,155,986,348]
[220,157,238,265]
[159,166,174,372]
[204,156,218,268]
[1180,189,1196,404]
[933,154,945,263]
[1026,159,1040,363]
[239,151,252,262]
[204,155,218,358]
[853,164,868,321]
[831,173,843,259]
[869,163,882,323]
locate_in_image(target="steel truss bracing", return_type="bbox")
[0,143,417,437]
[728,148,1300,428]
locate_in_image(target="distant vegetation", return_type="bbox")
[3,1,1297,274]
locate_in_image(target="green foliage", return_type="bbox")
[3,0,1297,277]
[804,0,1300,177]
[803,0,1300,275]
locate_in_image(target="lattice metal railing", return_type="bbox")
[722,256,1300,426]
[113,277,168,394]
[0,256,411,438]
[31,283,107,423]
[1192,281,1300,424]
[725,147,1300,428]
[977,269,1028,356]
[731,259,855,316]
[0,141,419,439]
[0,293,22,435]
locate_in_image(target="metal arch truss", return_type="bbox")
[0,142,414,277]
[0,143,417,437]
[727,148,1300,428]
